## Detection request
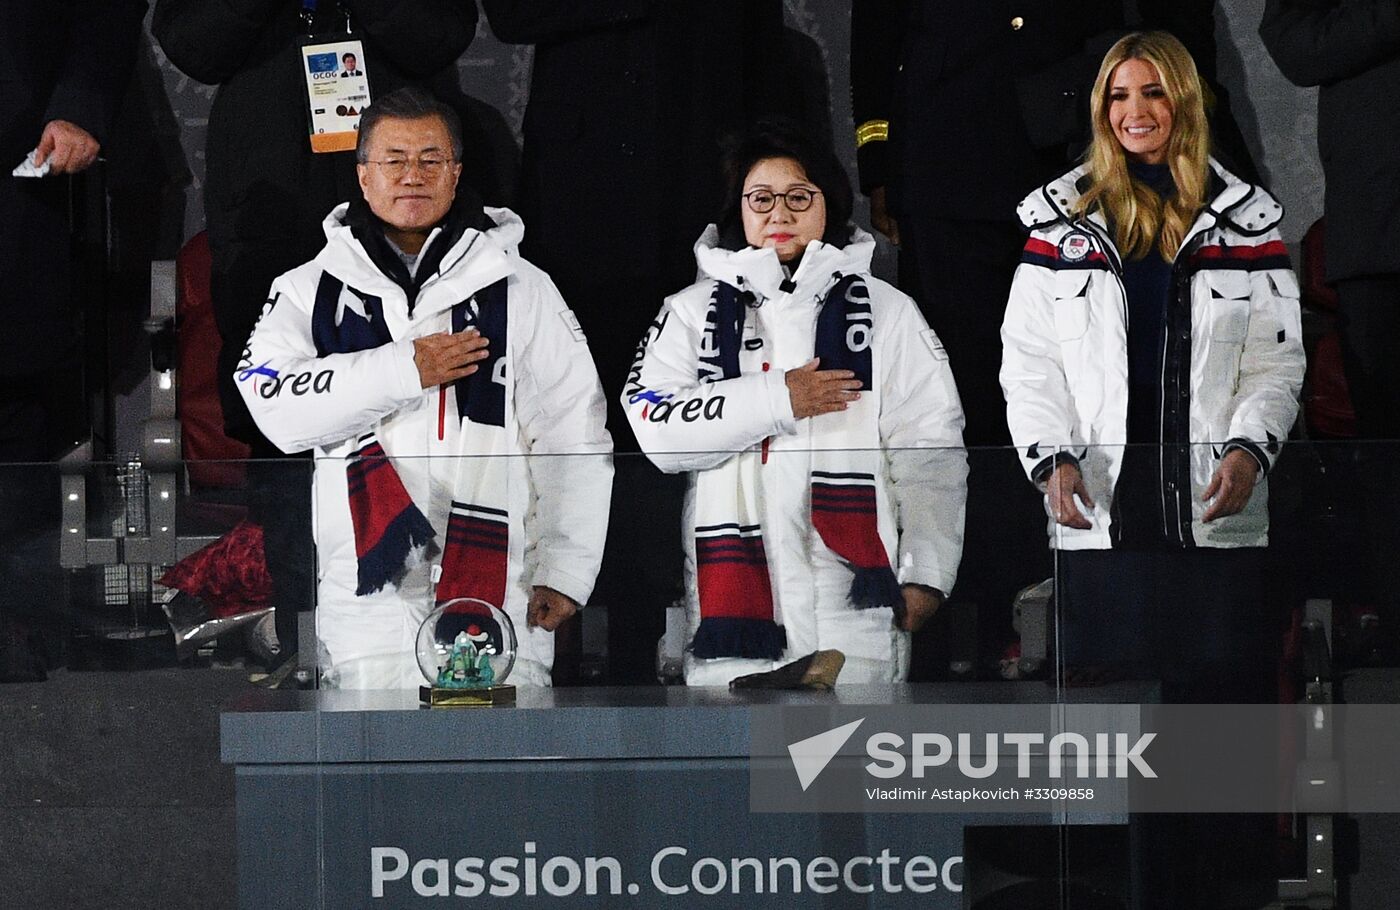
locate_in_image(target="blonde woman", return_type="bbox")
[1000,30,1303,908]
[1001,30,1303,697]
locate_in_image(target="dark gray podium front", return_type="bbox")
[222,684,1135,909]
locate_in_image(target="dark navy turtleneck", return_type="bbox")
[1110,160,1180,547]
[1122,160,1176,443]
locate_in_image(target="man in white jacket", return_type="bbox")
[238,88,612,688]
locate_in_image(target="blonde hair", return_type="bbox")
[1074,31,1211,261]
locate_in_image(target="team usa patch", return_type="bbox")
[1020,236,1111,270]
[1058,231,1093,262]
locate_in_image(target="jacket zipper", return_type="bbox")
[755,276,835,466]
[1161,222,1214,546]
[762,275,840,467]
[438,383,447,441]
[1159,267,1184,544]
[761,362,771,464]
[1164,212,1220,546]
[1077,218,1130,546]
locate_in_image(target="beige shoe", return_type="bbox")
[728,649,846,691]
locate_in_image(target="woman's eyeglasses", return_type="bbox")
[743,188,821,213]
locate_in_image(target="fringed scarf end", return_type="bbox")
[848,566,901,610]
[355,505,436,596]
[690,617,787,660]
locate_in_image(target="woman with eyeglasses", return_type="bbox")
[623,119,968,687]
[1000,34,1302,905]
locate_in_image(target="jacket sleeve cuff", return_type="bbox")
[532,566,594,609]
[41,99,108,144]
[1222,439,1270,476]
[391,338,424,402]
[764,369,797,435]
[1029,451,1081,487]
[896,566,952,599]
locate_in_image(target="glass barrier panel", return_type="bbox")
[7,445,1395,908]
[295,447,1083,910]
[298,446,1040,696]
[1,457,312,910]
[1051,440,1400,908]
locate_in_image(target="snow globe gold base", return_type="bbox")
[420,683,516,708]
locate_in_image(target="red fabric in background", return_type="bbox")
[177,232,252,487]
[1301,218,1338,313]
[1306,332,1357,438]
[1299,218,1357,438]
[158,520,272,618]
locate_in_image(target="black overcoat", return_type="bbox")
[851,1,1256,222]
[0,0,145,378]
[1261,0,1400,282]
[481,0,796,433]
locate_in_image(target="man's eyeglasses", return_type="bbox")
[364,157,455,179]
[743,187,821,213]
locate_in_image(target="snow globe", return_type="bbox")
[415,598,517,706]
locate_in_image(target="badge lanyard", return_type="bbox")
[300,0,351,37]
[298,0,371,153]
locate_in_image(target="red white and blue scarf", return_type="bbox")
[313,272,511,604]
[689,275,899,661]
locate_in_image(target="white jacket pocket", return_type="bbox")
[1205,271,1251,343]
[1051,272,1092,342]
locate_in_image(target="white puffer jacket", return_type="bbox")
[624,226,967,685]
[1000,161,1304,550]
[239,205,613,688]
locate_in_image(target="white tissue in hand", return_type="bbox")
[12,150,51,178]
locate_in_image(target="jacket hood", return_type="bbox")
[316,199,525,313]
[322,199,526,260]
[692,224,878,303]
[1016,158,1285,239]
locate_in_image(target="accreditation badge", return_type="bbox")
[299,37,372,153]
